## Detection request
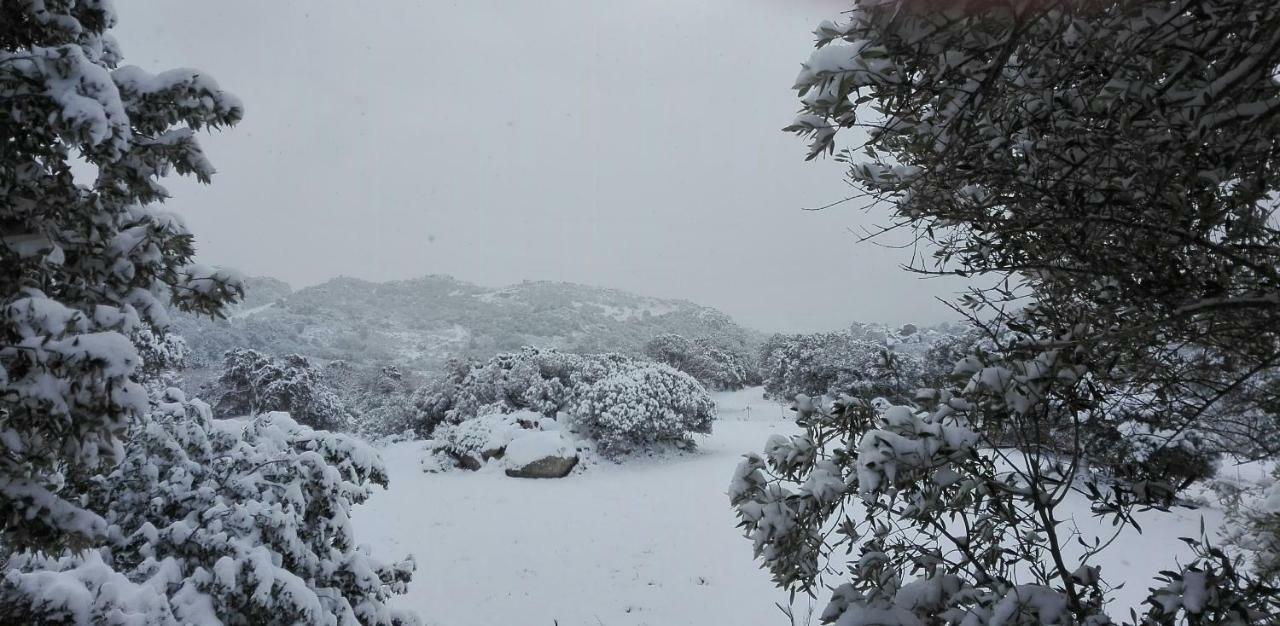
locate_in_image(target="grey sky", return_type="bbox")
[115,0,963,332]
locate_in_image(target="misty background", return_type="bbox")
[115,0,963,332]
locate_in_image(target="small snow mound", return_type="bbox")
[504,431,574,468]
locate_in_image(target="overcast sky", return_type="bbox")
[115,0,964,332]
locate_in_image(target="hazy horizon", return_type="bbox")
[116,0,966,332]
[237,269,969,334]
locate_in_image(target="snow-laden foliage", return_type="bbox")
[417,348,715,456]
[757,331,923,403]
[0,4,420,623]
[644,333,759,391]
[733,341,1279,624]
[325,362,421,439]
[209,348,352,431]
[415,348,599,428]
[431,411,544,461]
[919,327,989,388]
[0,390,418,625]
[1218,464,1280,581]
[787,0,1280,461]
[573,365,716,455]
[743,0,1280,622]
[0,0,243,553]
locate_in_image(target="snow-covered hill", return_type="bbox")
[173,275,762,373]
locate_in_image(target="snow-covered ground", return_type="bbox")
[354,387,1231,625]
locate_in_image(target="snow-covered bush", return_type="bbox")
[1218,464,1280,581]
[919,327,989,388]
[416,348,635,426]
[414,349,599,429]
[431,411,543,461]
[573,365,716,455]
[644,333,758,390]
[0,389,417,624]
[210,348,352,431]
[758,331,923,403]
[417,348,716,456]
[326,362,421,439]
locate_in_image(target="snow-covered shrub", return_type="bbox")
[573,365,716,455]
[417,348,716,456]
[414,349,599,429]
[919,326,989,388]
[326,362,421,439]
[1086,407,1219,489]
[210,348,352,431]
[416,348,634,426]
[426,410,581,474]
[133,326,191,387]
[0,389,417,624]
[758,331,923,403]
[1218,464,1280,581]
[431,411,542,460]
[644,333,758,390]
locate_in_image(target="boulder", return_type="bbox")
[456,451,484,471]
[503,431,579,479]
[505,454,579,479]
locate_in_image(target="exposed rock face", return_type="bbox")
[505,455,579,479]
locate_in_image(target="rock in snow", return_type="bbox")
[503,431,579,478]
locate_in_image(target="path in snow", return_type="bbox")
[354,387,1227,625]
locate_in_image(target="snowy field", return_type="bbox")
[354,388,1231,626]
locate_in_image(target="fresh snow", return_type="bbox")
[503,430,574,467]
[228,301,275,319]
[356,388,802,626]
[354,387,1229,625]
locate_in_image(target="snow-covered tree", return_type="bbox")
[757,331,923,403]
[734,0,1280,622]
[0,4,418,622]
[0,0,243,553]
[786,0,1280,464]
[210,348,352,431]
[644,333,758,391]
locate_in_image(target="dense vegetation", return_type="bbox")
[416,347,716,456]
[734,1,1280,624]
[644,333,759,391]
[0,5,415,622]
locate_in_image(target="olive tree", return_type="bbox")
[734,1,1280,623]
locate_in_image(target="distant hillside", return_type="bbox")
[173,275,763,372]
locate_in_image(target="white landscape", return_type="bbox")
[355,388,1240,626]
[4,1,1280,625]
